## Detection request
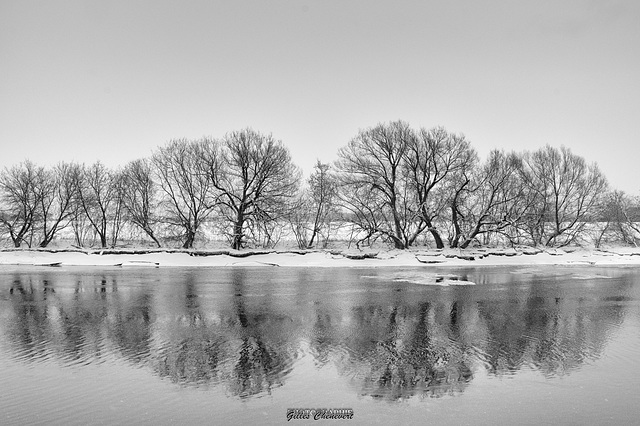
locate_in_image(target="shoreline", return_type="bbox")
[2,247,640,268]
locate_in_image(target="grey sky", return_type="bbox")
[1,0,638,193]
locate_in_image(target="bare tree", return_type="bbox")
[339,182,394,249]
[404,127,476,248]
[519,146,608,246]
[201,129,300,250]
[306,161,338,248]
[289,161,339,249]
[288,194,313,250]
[73,162,124,248]
[121,158,162,247]
[594,190,640,247]
[0,161,46,247]
[336,121,422,249]
[109,169,126,247]
[152,139,214,249]
[448,150,524,248]
[337,122,478,249]
[34,162,77,247]
[610,191,640,245]
[67,164,89,247]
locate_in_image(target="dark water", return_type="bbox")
[1,265,640,425]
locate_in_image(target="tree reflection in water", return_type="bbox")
[154,271,218,385]
[314,301,476,401]
[0,267,635,401]
[478,293,624,378]
[152,269,298,398]
[230,271,280,397]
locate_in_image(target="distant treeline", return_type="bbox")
[1,121,639,250]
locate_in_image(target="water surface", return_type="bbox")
[1,265,640,425]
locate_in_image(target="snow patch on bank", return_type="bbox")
[2,246,640,268]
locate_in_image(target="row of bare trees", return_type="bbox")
[1,123,638,249]
[335,121,618,249]
[0,130,301,249]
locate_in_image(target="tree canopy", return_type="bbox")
[0,123,624,250]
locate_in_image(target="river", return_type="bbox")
[1,265,640,425]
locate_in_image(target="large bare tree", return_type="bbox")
[35,162,77,247]
[73,162,124,248]
[152,139,214,249]
[448,150,524,248]
[0,160,45,247]
[336,121,420,249]
[519,145,608,246]
[595,191,640,247]
[404,127,476,248]
[289,161,339,249]
[337,122,478,249]
[121,158,162,247]
[201,129,300,250]
[305,161,338,248]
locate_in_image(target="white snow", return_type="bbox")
[2,247,640,268]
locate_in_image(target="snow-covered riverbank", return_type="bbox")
[2,247,640,268]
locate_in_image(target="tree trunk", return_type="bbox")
[422,216,444,249]
[389,194,406,249]
[450,204,462,248]
[182,230,195,249]
[460,223,483,249]
[392,237,406,249]
[429,228,444,249]
[150,233,161,248]
[308,227,318,248]
[308,199,324,248]
[11,229,30,248]
[232,213,244,250]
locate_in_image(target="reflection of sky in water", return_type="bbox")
[1,266,640,424]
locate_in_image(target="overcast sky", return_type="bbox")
[1,0,639,193]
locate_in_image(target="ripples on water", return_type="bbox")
[1,265,640,424]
